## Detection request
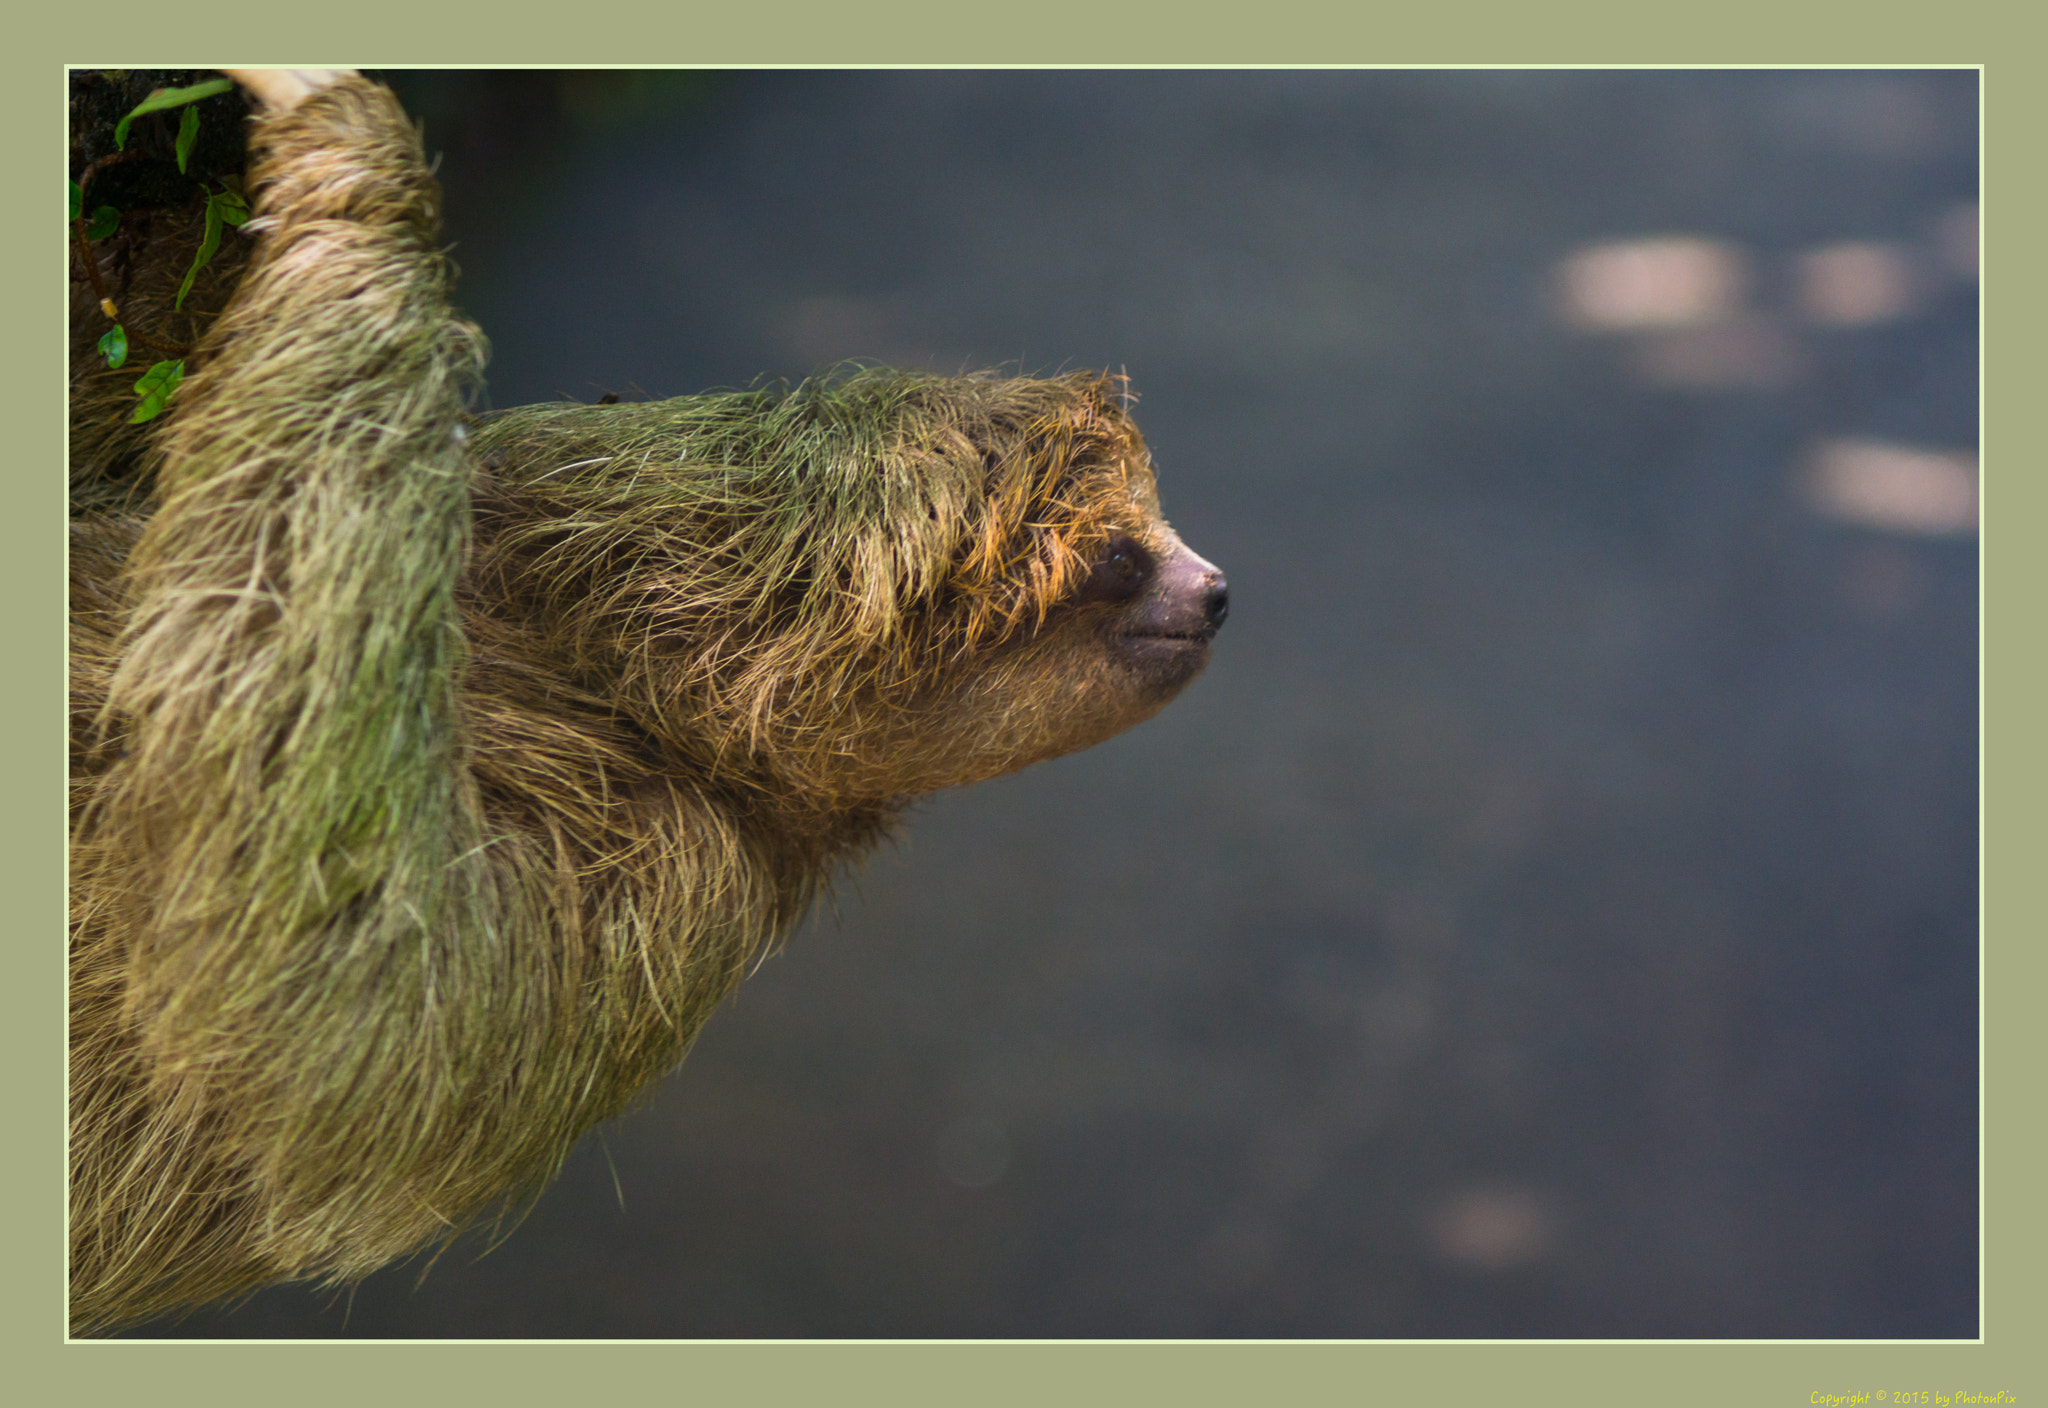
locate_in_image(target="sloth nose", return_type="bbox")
[1204,575,1230,630]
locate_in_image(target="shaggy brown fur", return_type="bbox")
[68,75,1225,1334]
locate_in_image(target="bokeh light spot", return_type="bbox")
[1553,237,1750,332]
[1802,439,1978,536]
[1796,242,1917,326]
[1431,1186,1553,1272]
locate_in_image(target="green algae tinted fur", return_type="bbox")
[68,74,1227,1334]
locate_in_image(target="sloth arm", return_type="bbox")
[101,74,505,1221]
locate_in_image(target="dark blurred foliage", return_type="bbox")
[68,70,252,208]
[128,69,1977,1340]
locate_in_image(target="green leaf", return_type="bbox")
[176,104,200,173]
[97,326,129,370]
[86,205,120,241]
[114,78,234,151]
[130,359,184,423]
[212,188,250,226]
[174,188,246,310]
[133,360,180,397]
[69,178,82,223]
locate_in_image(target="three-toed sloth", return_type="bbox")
[68,71,1226,1334]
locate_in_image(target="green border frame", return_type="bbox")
[17,6,2031,1404]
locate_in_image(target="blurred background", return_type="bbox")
[138,68,1979,1340]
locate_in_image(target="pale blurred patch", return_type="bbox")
[1629,318,1804,390]
[1430,1186,1553,1272]
[1803,439,1978,536]
[1553,237,1750,332]
[1937,202,1979,281]
[1796,242,1918,326]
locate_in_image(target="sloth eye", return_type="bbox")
[1080,534,1152,603]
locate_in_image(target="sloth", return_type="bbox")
[67,70,1226,1334]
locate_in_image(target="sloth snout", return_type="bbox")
[1143,544,1227,641]
[1203,573,1229,631]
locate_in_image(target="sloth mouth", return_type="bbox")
[1112,629,1215,691]
[1120,629,1216,646]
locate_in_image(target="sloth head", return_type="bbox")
[472,369,1227,802]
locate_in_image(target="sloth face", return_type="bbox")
[1075,527,1230,697]
[469,371,1225,802]
[819,514,1229,801]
